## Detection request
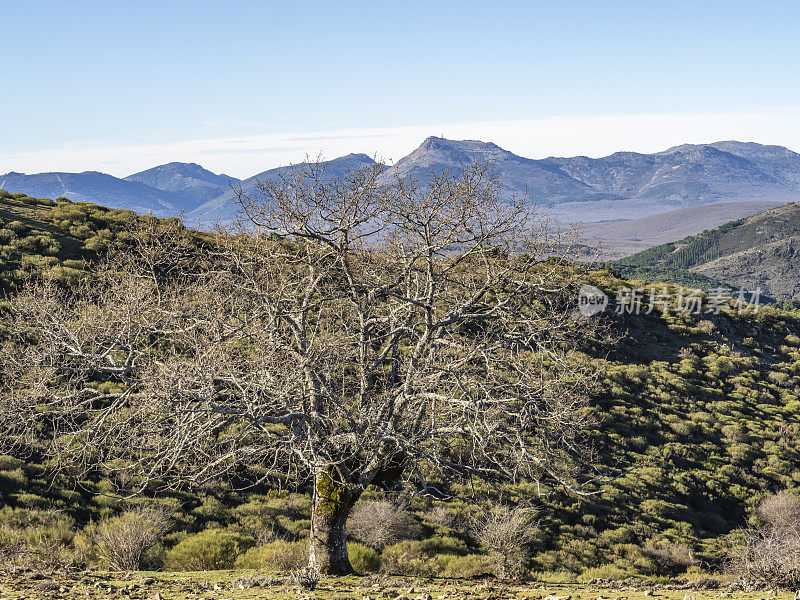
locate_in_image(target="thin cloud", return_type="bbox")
[2,110,800,178]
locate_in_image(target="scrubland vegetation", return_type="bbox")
[1,174,800,593]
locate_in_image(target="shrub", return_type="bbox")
[164,529,254,571]
[347,499,422,550]
[432,553,493,578]
[0,508,76,570]
[737,490,800,587]
[291,567,319,590]
[579,564,634,581]
[757,489,800,535]
[424,503,463,533]
[380,537,469,576]
[347,542,381,573]
[473,503,538,580]
[234,540,307,571]
[381,540,437,576]
[93,507,172,571]
[739,528,800,587]
[644,543,699,575]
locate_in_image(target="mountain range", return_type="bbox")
[4,138,800,226]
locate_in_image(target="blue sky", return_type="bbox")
[3,0,800,177]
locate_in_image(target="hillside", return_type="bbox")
[614,202,800,301]
[582,201,785,259]
[0,190,135,290]
[0,189,209,293]
[1,194,800,578]
[193,138,800,225]
[6,139,800,224]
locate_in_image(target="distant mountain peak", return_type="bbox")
[124,162,238,212]
[416,136,501,152]
[324,153,375,165]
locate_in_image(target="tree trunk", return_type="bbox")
[308,469,360,575]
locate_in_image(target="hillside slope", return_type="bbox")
[0,188,209,292]
[614,202,800,300]
[1,196,800,577]
[373,138,800,221]
[582,201,786,259]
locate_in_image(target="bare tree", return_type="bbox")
[2,160,603,574]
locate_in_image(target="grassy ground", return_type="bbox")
[0,570,790,600]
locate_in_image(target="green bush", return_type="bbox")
[579,563,635,581]
[347,542,381,573]
[433,553,493,578]
[233,540,307,571]
[0,508,77,570]
[0,456,24,471]
[164,529,254,571]
[380,537,471,576]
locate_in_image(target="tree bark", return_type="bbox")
[308,469,360,575]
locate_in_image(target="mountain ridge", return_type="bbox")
[5,138,800,223]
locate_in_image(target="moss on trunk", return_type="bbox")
[308,469,360,575]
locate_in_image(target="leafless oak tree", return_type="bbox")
[1,161,603,574]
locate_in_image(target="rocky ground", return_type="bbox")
[0,570,793,600]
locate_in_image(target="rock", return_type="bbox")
[694,579,720,591]
[417,595,433,600]
[683,594,697,600]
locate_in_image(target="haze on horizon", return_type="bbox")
[2,0,800,177]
